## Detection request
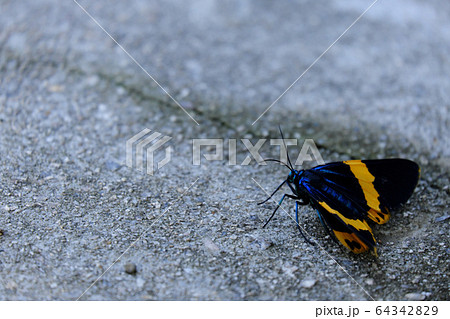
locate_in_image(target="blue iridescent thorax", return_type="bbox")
[291,169,319,189]
[286,169,307,198]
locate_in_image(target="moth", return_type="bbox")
[260,136,420,256]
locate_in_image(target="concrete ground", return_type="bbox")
[0,0,448,300]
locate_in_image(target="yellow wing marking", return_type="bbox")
[343,160,390,224]
[368,208,390,224]
[318,201,377,255]
[318,201,372,233]
[333,230,370,254]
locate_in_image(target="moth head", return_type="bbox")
[287,170,295,183]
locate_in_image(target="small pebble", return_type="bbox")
[435,215,449,222]
[405,293,425,301]
[124,263,137,275]
[300,279,316,289]
[152,202,161,209]
[365,278,374,286]
[203,237,220,256]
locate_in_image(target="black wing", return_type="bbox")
[311,159,420,224]
[301,159,419,254]
[301,174,378,254]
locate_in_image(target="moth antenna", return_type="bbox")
[263,158,293,171]
[278,125,294,170]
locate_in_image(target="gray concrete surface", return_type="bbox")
[0,0,448,300]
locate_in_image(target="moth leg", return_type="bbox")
[295,201,315,245]
[262,194,298,228]
[258,180,286,205]
[296,196,309,206]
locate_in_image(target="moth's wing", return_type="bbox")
[302,181,377,255]
[355,159,420,207]
[311,159,420,225]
